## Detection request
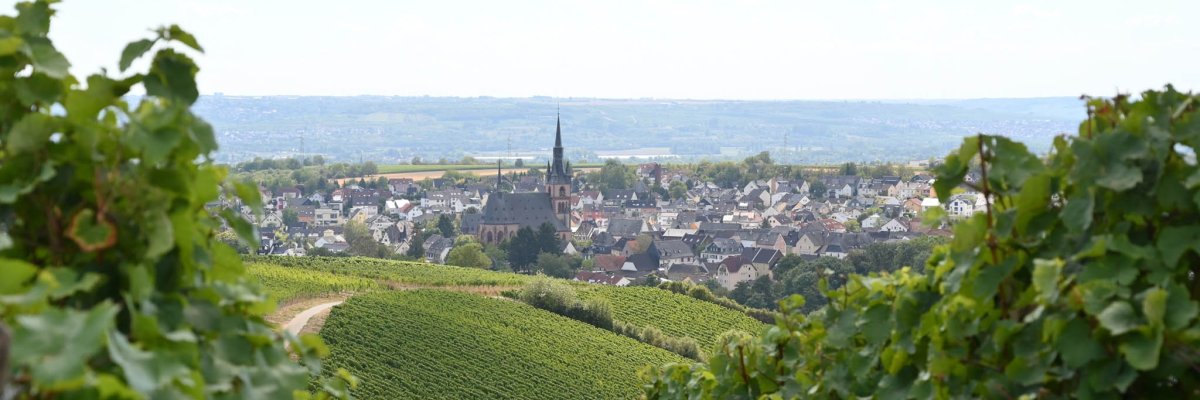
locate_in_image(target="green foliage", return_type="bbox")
[642,88,1200,399]
[0,2,349,397]
[535,252,577,278]
[246,262,377,304]
[588,159,636,194]
[436,214,455,237]
[445,236,490,269]
[320,290,684,399]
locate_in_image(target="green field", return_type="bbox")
[320,290,685,399]
[246,262,378,303]
[579,285,766,350]
[246,256,533,287]
[250,256,765,347]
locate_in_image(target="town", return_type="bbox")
[231,115,986,301]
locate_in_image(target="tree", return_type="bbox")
[0,4,350,397]
[842,219,861,232]
[345,220,391,258]
[437,214,456,238]
[406,232,426,259]
[839,162,857,176]
[536,222,562,254]
[643,89,1200,399]
[446,236,490,269]
[592,159,633,194]
[483,244,508,270]
[282,207,299,226]
[507,226,540,270]
[536,253,577,279]
[514,158,525,168]
[808,180,827,198]
[668,180,688,200]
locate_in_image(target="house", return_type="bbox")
[574,271,631,286]
[946,195,975,217]
[664,263,710,283]
[878,218,909,232]
[794,231,825,256]
[654,240,697,266]
[702,238,743,263]
[423,235,454,264]
[592,254,627,273]
[715,255,769,290]
[607,218,646,239]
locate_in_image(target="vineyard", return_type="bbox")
[319,290,685,399]
[245,255,533,286]
[579,285,766,350]
[246,262,378,303]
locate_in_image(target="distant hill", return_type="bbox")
[196,95,1082,165]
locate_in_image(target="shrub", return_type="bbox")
[518,277,578,315]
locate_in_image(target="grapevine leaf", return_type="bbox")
[10,304,118,388]
[1118,330,1162,370]
[1032,259,1062,304]
[6,112,56,154]
[107,330,194,394]
[164,25,203,52]
[1061,189,1094,234]
[1141,288,1167,328]
[67,208,118,252]
[0,258,39,294]
[25,37,70,78]
[143,49,199,104]
[1097,301,1139,335]
[118,38,155,72]
[14,72,64,106]
[1057,318,1102,369]
[1165,283,1199,330]
[1096,164,1142,191]
[14,0,51,35]
[1155,225,1200,267]
[0,35,23,55]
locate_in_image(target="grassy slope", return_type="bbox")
[321,290,685,399]
[250,255,766,348]
[246,262,378,304]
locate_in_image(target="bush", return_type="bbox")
[518,277,578,315]
[573,297,615,331]
[658,279,776,323]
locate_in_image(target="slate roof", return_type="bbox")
[607,218,644,238]
[460,213,483,234]
[706,238,743,254]
[480,192,567,231]
[655,240,694,259]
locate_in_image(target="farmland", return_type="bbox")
[250,256,766,350]
[579,285,766,350]
[319,290,685,399]
[246,262,378,303]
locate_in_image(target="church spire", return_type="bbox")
[555,112,562,149]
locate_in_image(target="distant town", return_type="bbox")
[223,115,989,295]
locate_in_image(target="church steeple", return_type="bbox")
[555,113,562,149]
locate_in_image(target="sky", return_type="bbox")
[17,0,1200,99]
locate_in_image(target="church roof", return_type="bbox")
[481,192,568,231]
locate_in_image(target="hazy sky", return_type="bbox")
[20,0,1200,99]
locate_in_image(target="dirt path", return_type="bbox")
[284,301,343,336]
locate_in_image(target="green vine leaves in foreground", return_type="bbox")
[0,1,352,398]
[642,87,1200,399]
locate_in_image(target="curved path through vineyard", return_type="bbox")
[285,300,343,335]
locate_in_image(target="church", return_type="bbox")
[476,115,573,245]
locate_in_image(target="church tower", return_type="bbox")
[546,114,572,228]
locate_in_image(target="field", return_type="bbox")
[246,262,378,303]
[320,290,685,399]
[246,256,533,287]
[251,256,766,350]
[579,285,766,350]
